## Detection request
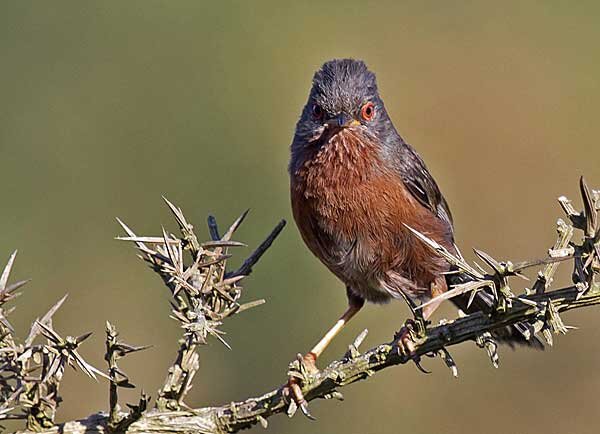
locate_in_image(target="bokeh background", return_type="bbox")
[1,1,600,433]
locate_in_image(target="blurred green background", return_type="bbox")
[1,1,600,433]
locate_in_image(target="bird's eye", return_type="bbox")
[312,104,324,120]
[360,102,375,121]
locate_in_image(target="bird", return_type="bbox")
[287,59,541,411]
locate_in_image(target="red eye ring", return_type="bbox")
[360,102,375,121]
[312,104,324,120]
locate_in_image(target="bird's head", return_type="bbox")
[292,59,394,151]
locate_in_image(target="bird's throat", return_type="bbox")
[293,128,384,216]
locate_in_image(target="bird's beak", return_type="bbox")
[325,113,360,129]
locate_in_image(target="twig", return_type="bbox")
[104,322,150,432]
[0,251,105,431]
[227,219,286,278]
[117,201,283,411]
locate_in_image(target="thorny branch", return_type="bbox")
[0,254,106,431]
[104,322,150,432]
[115,199,286,412]
[4,177,600,434]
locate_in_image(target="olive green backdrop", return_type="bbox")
[1,2,600,433]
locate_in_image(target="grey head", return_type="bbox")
[290,59,403,173]
[312,59,378,119]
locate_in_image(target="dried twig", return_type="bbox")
[116,200,284,411]
[104,322,150,432]
[0,252,104,431]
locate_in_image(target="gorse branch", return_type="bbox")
[4,178,600,434]
[0,255,105,431]
[116,199,285,411]
[104,321,150,432]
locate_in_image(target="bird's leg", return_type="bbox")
[308,294,364,362]
[409,298,429,339]
[285,289,364,418]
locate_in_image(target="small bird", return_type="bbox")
[288,59,541,403]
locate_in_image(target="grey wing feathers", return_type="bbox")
[398,143,454,230]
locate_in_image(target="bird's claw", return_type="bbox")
[395,326,417,355]
[283,353,318,420]
[286,382,315,420]
[413,357,431,374]
[395,318,427,357]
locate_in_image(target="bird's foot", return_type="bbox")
[283,352,318,420]
[394,318,427,356]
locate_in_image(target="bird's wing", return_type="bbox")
[398,143,454,230]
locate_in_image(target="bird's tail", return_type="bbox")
[445,272,544,350]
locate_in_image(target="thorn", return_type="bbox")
[324,391,344,401]
[207,215,221,241]
[0,250,18,292]
[26,295,69,346]
[222,209,250,241]
[473,248,502,273]
[300,401,316,421]
[516,297,539,307]
[580,176,597,237]
[476,333,499,368]
[439,348,458,378]
[75,331,93,344]
[413,358,431,374]
[404,224,484,278]
[467,289,478,309]
[115,217,134,236]
[236,299,266,314]
[3,278,30,295]
[352,329,368,349]
[417,279,494,311]
[257,415,268,429]
[201,241,247,248]
[227,219,287,278]
[161,196,186,227]
[542,327,553,346]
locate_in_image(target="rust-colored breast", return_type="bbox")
[290,129,452,304]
